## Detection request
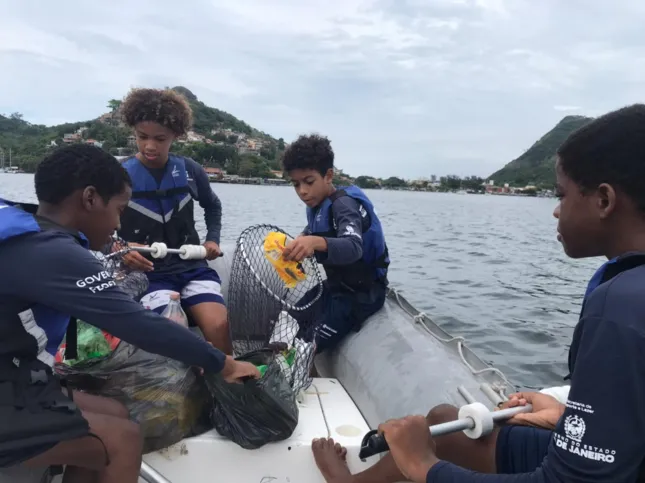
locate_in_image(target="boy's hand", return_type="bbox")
[203,241,222,260]
[119,242,154,272]
[379,415,439,483]
[283,236,326,262]
[497,391,565,430]
[220,356,261,383]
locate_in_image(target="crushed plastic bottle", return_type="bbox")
[161,292,188,328]
[264,311,301,382]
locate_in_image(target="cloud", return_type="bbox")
[0,0,644,178]
[553,105,582,112]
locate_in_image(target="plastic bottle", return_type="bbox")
[161,292,189,328]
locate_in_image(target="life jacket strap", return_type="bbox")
[131,186,191,200]
[65,317,78,361]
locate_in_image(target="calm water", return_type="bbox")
[0,173,600,390]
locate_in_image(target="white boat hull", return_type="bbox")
[1,378,376,483]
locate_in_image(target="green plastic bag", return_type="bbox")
[55,320,119,365]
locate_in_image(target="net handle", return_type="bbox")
[237,224,324,312]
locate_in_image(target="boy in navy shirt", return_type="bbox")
[311,105,645,482]
[0,145,258,482]
[282,134,390,353]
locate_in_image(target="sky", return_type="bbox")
[1,0,644,179]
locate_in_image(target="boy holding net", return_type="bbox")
[281,134,390,353]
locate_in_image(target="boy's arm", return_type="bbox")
[0,233,227,373]
[424,315,645,483]
[321,196,363,265]
[188,158,222,244]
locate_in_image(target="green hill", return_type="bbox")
[488,115,593,187]
[0,86,283,176]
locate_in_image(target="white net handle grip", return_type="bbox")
[149,242,168,259]
[458,402,494,439]
[179,244,207,260]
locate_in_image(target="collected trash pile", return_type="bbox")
[55,226,326,452]
[55,250,211,453]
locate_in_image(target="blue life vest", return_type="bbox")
[0,199,87,366]
[306,185,389,291]
[118,155,200,252]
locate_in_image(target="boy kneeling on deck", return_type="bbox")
[311,105,645,483]
[0,144,259,483]
[282,134,390,353]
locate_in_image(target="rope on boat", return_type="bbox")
[390,289,514,394]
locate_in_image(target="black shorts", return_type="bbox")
[496,424,553,474]
[0,359,90,468]
[292,282,387,353]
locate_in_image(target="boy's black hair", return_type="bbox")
[121,88,193,136]
[35,144,131,205]
[282,134,334,176]
[558,104,645,212]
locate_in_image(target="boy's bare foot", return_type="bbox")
[312,438,352,483]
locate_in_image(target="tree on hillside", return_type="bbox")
[260,145,277,161]
[278,138,285,150]
[171,86,198,102]
[237,154,273,178]
[382,176,407,188]
[173,142,238,167]
[107,99,122,111]
[107,99,122,129]
[355,176,380,189]
[211,132,228,143]
[10,112,23,122]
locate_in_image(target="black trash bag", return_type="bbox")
[205,349,299,450]
[55,341,212,453]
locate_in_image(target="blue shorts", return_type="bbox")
[293,282,386,353]
[496,425,553,474]
[138,266,225,314]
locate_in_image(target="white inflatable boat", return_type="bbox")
[1,246,568,483]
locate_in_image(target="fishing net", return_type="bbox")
[227,224,325,394]
[96,235,150,300]
[204,224,324,449]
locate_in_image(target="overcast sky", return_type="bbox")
[1,0,644,179]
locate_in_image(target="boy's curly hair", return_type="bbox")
[281,134,334,176]
[121,88,193,136]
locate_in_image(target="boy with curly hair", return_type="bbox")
[281,134,390,353]
[118,88,232,354]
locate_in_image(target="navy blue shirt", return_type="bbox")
[303,195,364,266]
[426,254,645,482]
[0,228,227,373]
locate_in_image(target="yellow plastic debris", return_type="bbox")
[263,231,307,288]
